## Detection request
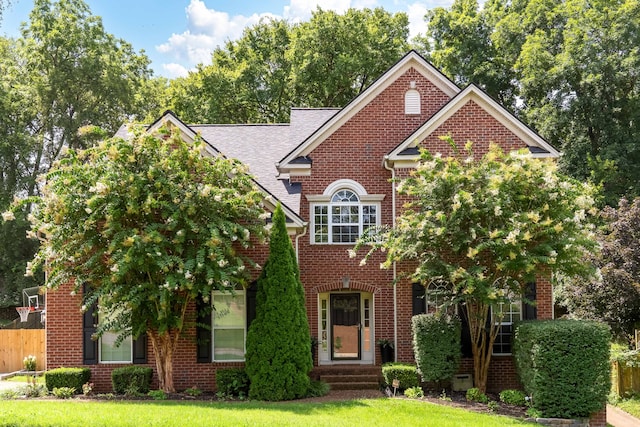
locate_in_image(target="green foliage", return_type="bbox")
[21,384,49,398]
[245,204,312,401]
[466,387,489,404]
[412,313,461,383]
[45,367,90,393]
[168,8,409,124]
[423,0,640,204]
[52,387,75,399]
[487,400,499,412]
[215,368,250,398]
[556,198,640,341]
[111,366,153,395]
[147,390,167,400]
[305,380,330,398]
[0,0,159,305]
[381,363,420,390]
[404,386,424,399]
[514,320,611,418]
[184,386,202,397]
[499,389,527,406]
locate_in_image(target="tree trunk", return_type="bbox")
[466,302,500,394]
[148,330,178,393]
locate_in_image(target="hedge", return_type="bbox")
[412,313,461,383]
[514,320,610,418]
[381,363,420,390]
[45,367,91,394]
[111,366,153,394]
[216,368,250,397]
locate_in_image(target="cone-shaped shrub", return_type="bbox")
[245,203,312,400]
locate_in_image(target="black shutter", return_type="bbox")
[133,334,147,364]
[523,282,537,320]
[196,296,212,363]
[82,286,98,365]
[246,281,258,330]
[412,283,426,315]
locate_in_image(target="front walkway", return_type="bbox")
[607,404,640,427]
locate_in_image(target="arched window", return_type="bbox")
[309,181,382,244]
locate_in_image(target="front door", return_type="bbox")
[330,293,360,360]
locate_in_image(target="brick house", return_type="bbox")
[45,51,560,394]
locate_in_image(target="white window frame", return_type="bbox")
[212,290,246,362]
[307,180,383,245]
[98,306,133,364]
[492,300,522,356]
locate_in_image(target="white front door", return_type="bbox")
[318,292,373,364]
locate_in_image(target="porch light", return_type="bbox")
[342,276,350,289]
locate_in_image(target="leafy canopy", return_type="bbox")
[22,126,267,341]
[357,139,599,305]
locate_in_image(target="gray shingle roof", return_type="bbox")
[192,108,338,215]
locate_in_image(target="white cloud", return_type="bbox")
[156,0,277,71]
[407,2,429,39]
[284,0,352,21]
[162,63,190,79]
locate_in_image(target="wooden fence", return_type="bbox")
[611,360,640,397]
[0,330,45,373]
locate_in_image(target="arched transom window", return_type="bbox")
[309,181,383,244]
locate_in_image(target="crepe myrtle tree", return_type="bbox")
[353,138,599,392]
[5,126,268,392]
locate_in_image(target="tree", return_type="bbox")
[556,197,640,341]
[245,203,312,401]
[0,0,159,305]
[9,127,267,392]
[354,140,599,392]
[168,8,410,124]
[421,0,640,204]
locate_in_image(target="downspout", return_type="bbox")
[383,155,397,361]
[294,223,308,263]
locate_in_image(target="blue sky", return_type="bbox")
[1,0,457,78]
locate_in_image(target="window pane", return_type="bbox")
[213,294,245,327]
[213,329,245,360]
[332,225,358,242]
[314,206,328,243]
[100,331,132,362]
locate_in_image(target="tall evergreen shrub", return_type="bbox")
[245,204,312,400]
[412,313,461,385]
[514,320,610,418]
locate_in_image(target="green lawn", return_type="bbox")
[615,397,640,419]
[0,398,534,427]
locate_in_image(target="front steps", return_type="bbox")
[311,366,381,390]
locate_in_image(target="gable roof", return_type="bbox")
[387,84,560,166]
[276,50,460,175]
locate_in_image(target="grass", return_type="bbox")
[4,375,45,384]
[0,398,535,427]
[615,396,640,419]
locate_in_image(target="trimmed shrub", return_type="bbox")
[45,367,91,394]
[466,387,489,403]
[245,204,312,401]
[499,389,527,406]
[381,363,420,390]
[111,366,153,395]
[514,320,610,418]
[216,368,250,397]
[305,380,330,398]
[412,313,461,383]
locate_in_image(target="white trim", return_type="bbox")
[323,179,368,196]
[388,85,560,164]
[278,52,460,174]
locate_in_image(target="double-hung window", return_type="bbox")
[492,300,522,355]
[99,307,132,363]
[212,290,246,361]
[309,180,382,244]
